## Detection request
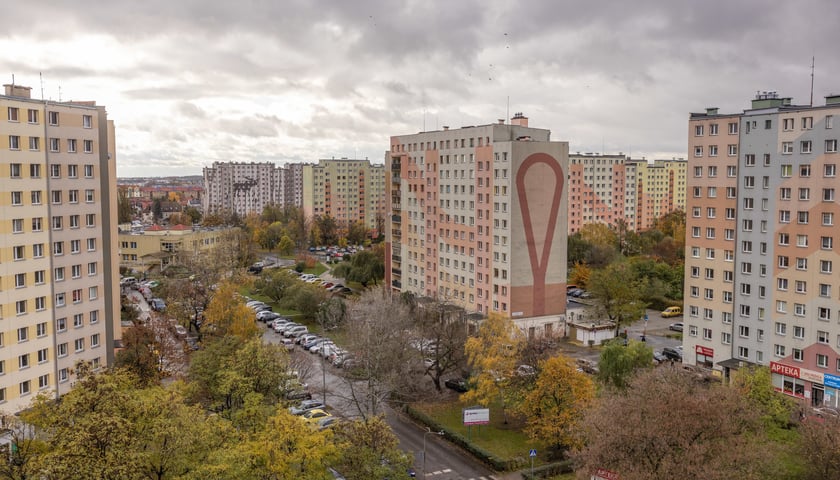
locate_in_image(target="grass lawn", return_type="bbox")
[414,399,544,467]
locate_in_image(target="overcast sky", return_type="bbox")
[4,1,839,177]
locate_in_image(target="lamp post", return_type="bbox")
[422,427,445,476]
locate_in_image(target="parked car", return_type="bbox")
[668,322,684,332]
[568,288,584,297]
[256,311,280,322]
[444,378,469,393]
[174,325,188,337]
[285,389,312,401]
[662,306,683,318]
[315,416,339,430]
[302,409,332,423]
[662,347,683,361]
[281,338,296,351]
[285,326,309,338]
[515,364,536,376]
[289,399,325,416]
[150,298,166,312]
[652,351,668,364]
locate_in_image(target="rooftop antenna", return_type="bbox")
[809,56,815,107]
[39,72,44,100]
[423,108,426,132]
[58,85,62,102]
[506,95,509,124]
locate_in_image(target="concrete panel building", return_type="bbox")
[0,83,119,412]
[202,162,281,217]
[386,114,569,335]
[685,92,840,408]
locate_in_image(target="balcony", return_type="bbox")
[392,214,401,223]
[392,280,402,289]
[392,203,402,211]
[391,174,401,184]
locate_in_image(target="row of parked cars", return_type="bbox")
[291,272,354,295]
[287,399,338,430]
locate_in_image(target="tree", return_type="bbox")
[346,221,369,246]
[0,414,47,480]
[118,188,133,224]
[203,281,259,339]
[166,212,191,226]
[345,246,385,287]
[342,287,416,418]
[333,416,413,480]
[574,367,775,480]
[277,234,295,256]
[567,261,591,288]
[587,261,648,336]
[516,356,594,455]
[114,324,161,385]
[413,300,468,392]
[797,413,840,479]
[596,339,653,390]
[152,198,163,222]
[462,314,525,424]
[184,206,202,224]
[730,366,796,430]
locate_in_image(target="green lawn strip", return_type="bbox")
[303,263,328,276]
[414,399,542,467]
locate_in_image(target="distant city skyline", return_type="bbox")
[4,0,839,177]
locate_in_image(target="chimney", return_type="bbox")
[510,112,528,127]
[498,119,505,124]
[827,94,840,106]
[442,126,449,131]
[705,107,719,115]
[3,84,32,98]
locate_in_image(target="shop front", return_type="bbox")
[695,345,714,369]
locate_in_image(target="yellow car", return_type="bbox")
[302,409,332,423]
[661,306,682,318]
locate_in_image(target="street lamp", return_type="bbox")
[423,427,445,476]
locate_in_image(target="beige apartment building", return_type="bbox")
[386,114,569,335]
[202,161,282,218]
[0,84,119,412]
[567,154,686,234]
[685,93,840,409]
[302,158,386,235]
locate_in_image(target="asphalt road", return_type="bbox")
[261,326,498,480]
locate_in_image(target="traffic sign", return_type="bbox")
[529,449,537,457]
[644,314,648,321]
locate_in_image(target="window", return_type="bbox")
[8,135,20,150]
[828,115,835,129]
[725,208,736,220]
[708,165,717,177]
[34,270,44,285]
[776,323,787,335]
[90,310,98,324]
[794,303,806,316]
[707,187,717,198]
[827,140,838,153]
[779,233,789,245]
[797,257,808,270]
[37,348,48,364]
[35,296,45,311]
[710,123,719,135]
[17,327,28,343]
[744,197,754,209]
[33,243,43,258]
[775,345,786,357]
[59,368,68,383]
[802,116,814,130]
[782,142,793,154]
[727,165,737,177]
[801,164,811,177]
[695,125,704,136]
[53,241,64,256]
[821,260,833,273]
[798,211,810,224]
[826,164,837,177]
[83,114,92,128]
[31,190,41,204]
[824,188,835,201]
[83,140,93,153]
[13,245,24,261]
[84,165,93,177]
[783,118,794,131]
[703,328,713,341]
[51,216,62,230]
[73,313,83,328]
[819,308,831,321]
[738,347,749,360]
[55,293,65,307]
[776,300,787,313]
[744,176,754,188]
[822,236,833,250]
[85,189,94,202]
[19,354,29,369]
[74,338,84,352]
[728,145,738,156]
[56,318,67,332]
[48,111,59,125]
[68,164,78,177]
[729,122,738,134]
[86,238,96,251]
[91,334,100,348]
[88,262,97,275]
[7,106,19,121]
[727,187,737,198]
[709,145,718,156]
[694,146,703,157]
[778,278,788,291]
[67,139,76,152]
[819,283,831,298]
[49,138,59,152]
[744,154,756,166]
[818,354,829,369]
[779,210,790,223]
[71,265,81,278]
[57,343,67,357]
[801,140,813,153]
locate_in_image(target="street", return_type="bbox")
[261,326,498,480]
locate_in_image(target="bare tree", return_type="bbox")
[574,367,776,480]
[412,299,468,392]
[339,287,416,419]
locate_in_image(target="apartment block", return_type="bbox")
[118,225,239,274]
[567,154,686,233]
[202,162,282,217]
[685,92,840,407]
[386,114,569,334]
[301,158,386,234]
[1,84,119,412]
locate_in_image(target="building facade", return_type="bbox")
[684,92,840,407]
[567,154,687,234]
[202,162,281,218]
[386,114,569,334]
[0,84,119,412]
[118,226,239,275]
[301,158,386,235]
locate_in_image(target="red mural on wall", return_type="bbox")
[516,153,564,316]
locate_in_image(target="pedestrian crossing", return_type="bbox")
[422,468,497,480]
